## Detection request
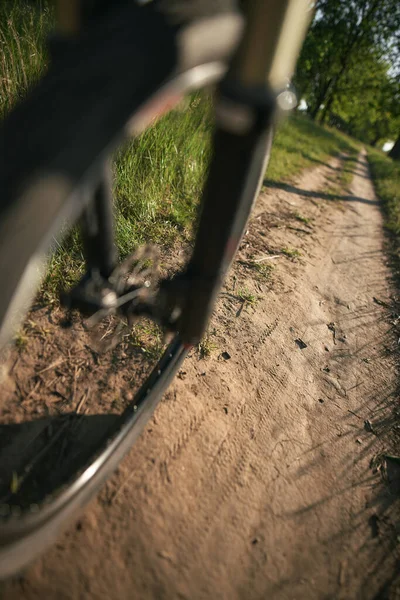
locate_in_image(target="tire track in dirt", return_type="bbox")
[3,152,400,600]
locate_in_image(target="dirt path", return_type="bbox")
[3,152,400,599]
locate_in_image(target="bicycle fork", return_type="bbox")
[176,88,274,344]
[176,0,313,344]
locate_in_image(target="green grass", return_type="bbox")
[1,3,362,303]
[113,96,213,258]
[267,115,360,184]
[128,320,164,360]
[14,331,28,349]
[280,247,301,259]
[0,1,52,118]
[198,331,218,359]
[294,212,312,225]
[368,149,400,236]
[41,96,213,299]
[248,260,274,280]
[236,287,257,305]
[368,149,400,274]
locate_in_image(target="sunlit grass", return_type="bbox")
[368,149,400,284]
[281,247,301,259]
[368,149,400,237]
[267,114,360,183]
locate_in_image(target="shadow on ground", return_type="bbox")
[264,178,379,206]
[0,412,120,509]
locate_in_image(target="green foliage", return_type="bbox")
[330,49,400,146]
[237,287,257,305]
[294,0,400,145]
[280,247,301,259]
[294,212,312,225]
[198,331,218,359]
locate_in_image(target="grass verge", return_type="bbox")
[267,115,360,184]
[368,149,400,277]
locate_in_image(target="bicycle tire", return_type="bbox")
[0,5,243,578]
[0,336,187,578]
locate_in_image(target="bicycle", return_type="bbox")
[0,0,312,578]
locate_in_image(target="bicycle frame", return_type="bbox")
[56,0,313,343]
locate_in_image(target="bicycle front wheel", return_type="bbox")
[0,2,242,578]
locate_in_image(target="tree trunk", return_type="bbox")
[313,2,382,129]
[318,93,335,125]
[308,103,320,120]
[308,79,334,120]
[370,135,380,147]
[389,135,400,160]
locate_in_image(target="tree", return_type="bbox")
[294,0,400,123]
[326,49,400,146]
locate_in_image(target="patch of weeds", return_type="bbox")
[39,228,85,304]
[294,212,312,226]
[242,260,274,281]
[237,287,257,305]
[14,331,28,349]
[198,332,218,359]
[281,247,301,259]
[113,92,213,256]
[128,319,164,361]
[25,319,50,339]
[252,262,274,279]
[140,341,163,361]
